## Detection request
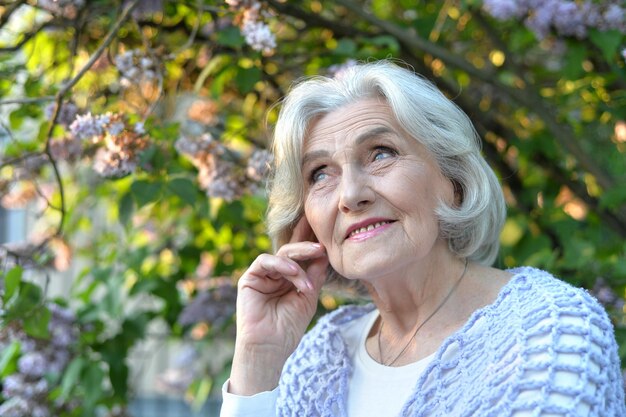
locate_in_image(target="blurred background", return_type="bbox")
[1,0,625,415]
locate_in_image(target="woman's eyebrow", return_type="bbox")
[301,149,328,168]
[302,126,396,167]
[354,126,395,146]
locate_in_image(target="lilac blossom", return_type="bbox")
[114,49,160,88]
[603,4,625,30]
[92,147,138,178]
[45,102,78,126]
[482,0,524,20]
[49,137,82,162]
[246,149,273,181]
[177,283,237,327]
[241,20,276,54]
[69,112,106,141]
[17,352,47,378]
[483,0,626,40]
[228,0,276,54]
[0,397,29,417]
[201,160,243,201]
[0,303,77,416]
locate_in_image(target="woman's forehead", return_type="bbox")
[303,99,398,149]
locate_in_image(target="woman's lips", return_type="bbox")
[345,220,395,241]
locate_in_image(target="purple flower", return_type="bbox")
[17,352,47,378]
[108,121,125,136]
[603,4,625,30]
[241,20,276,54]
[246,149,273,182]
[134,122,146,135]
[2,374,25,397]
[177,283,237,327]
[553,1,587,38]
[69,113,105,141]
[45,102,78,126]
[0,397,30,417]
[483,0,525,20]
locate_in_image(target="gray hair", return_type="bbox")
[267,60,506,266]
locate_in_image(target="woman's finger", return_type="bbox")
[246,254,313,293]
[276,241,325,261]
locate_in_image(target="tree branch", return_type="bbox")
[265,0,374,39]
[39,0,141,246]
[0,96,55,106]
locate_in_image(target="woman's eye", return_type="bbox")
[372,146,396,161]
[310,166,328,183]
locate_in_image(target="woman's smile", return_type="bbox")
[345,218,396,241]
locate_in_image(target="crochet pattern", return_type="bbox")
[276,267,625,416]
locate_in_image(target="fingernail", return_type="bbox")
[288,263,298,272]
[305,279,314,291]
[311,243,321,249]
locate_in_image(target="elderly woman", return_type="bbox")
[220,61,624,416]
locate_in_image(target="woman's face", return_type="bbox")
[302,98,454,281]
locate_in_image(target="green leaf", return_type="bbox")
[23,306,51,339]
[563,42,586,79]
[599,186,626,211]
[2,266,23,304]
[588,29,622,63]
[60,357,86,400]
[24,76,42,97]
[217,26,245,48]
[118,191,135,226]
[167,177,198,206]
[6,282,42,318]
[334,38,357,56]
[130,179,163,208]
[369,35,400,52]
[235,66,262,94]
[9,106,26,129]
[0,340,21,377]
[190,376,213,411]
[109,364,129,400]
[83,363,105,407]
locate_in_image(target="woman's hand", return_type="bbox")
[228,217,329,395]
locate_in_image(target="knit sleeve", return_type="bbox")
[506,277,625,416]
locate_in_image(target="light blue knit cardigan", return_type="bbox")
[276,267,625,416]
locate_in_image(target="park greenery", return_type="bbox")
[0,0,625,415]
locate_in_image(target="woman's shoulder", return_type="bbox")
[504,266,608,315]
[489,266,616,348]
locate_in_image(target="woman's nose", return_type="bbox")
[338,167,375,213]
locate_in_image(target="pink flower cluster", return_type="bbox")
[226,0,276,54]
[69,112,149,178]
[483,0,625,39]
[0,304,77,417]
[175,133,272,201]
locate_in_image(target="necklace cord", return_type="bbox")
[377,258,469,366]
